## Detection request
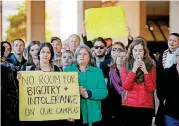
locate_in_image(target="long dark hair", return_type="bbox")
[26,41,41,65]
[127,38,155,66]
[36,42,55,71]
[92,37,107,47]
[1,41,12,52]
[38,42,54,62]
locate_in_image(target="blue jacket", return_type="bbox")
[64,64,108,126]
[6,54,26,71]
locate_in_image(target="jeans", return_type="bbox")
[165,115,179,126]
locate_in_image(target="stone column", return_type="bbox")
[26,1,45,42]
[77,1,102,36]
[140,1,147,37]
[170,1,179,33]
[115,1,143,38]
[111,1,145,45]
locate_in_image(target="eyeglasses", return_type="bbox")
[112,48,122,51]
[94,46,105,50]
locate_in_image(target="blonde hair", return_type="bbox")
[68,34,81,42]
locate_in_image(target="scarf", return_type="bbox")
[126,61,152,84]
[164,48,179,68]
[109,67,124,94]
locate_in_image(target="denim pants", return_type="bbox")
[165,115,179,126]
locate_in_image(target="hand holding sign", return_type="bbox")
[17,71,21,81]
[19,72,80,121]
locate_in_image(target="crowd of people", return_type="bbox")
[1,24,179,126]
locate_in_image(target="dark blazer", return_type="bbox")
[1,65,19,126]
[163,64,179,119]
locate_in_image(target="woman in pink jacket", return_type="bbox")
[120,38,156,126]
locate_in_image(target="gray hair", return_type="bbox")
[74,45,94,66]
[68,34,81,42]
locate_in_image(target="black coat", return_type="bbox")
[155,64,179,125]
[163,64,179,119]
[1,65,19,126]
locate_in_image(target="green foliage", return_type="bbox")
[6,1,53,43]
[6,2,27,43]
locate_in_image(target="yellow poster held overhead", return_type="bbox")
[19,72,80,121]
[85,6,127,40]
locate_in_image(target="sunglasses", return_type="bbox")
[94,46,105,50]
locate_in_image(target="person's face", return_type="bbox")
[93,41,106,57]
[62,42,69,49]
[62,40,70,53]
[111,44,124,60]
[13,40,25,55]
[62,52,73,66]
[132,44,144,61]
[51,40,62,53]
[168,35,179,51]
[69,36,80,52]
[53,52,61,67]
[116,52,127,65]
[29,44,39,59]
[77,48,90,66]
[39,46,51,63]
[3,43,11,57]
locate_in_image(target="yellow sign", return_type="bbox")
[19,72,80,121]
[85,6,127,40]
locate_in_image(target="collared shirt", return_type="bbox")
[95,56,105,68]
[165,48,179,68]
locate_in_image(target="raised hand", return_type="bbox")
[126,26,131,34]
[82,20,86,36]
[126,26,132,40]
